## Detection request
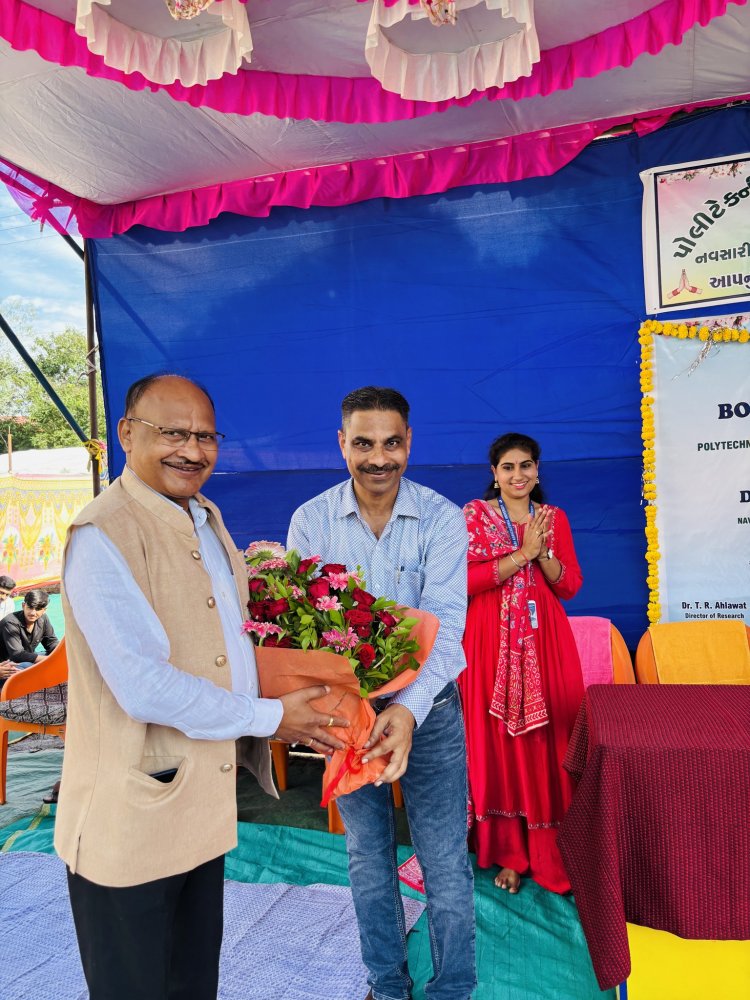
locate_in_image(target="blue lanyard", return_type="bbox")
[496,497,534,549]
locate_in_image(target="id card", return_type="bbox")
[528,599,539,630]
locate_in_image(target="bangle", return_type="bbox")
[509,552,525,570]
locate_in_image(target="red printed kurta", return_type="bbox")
[458,500,584,893]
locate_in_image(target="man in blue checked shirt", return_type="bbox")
[288,386,476,1000]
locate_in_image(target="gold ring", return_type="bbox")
[326,716,335,728]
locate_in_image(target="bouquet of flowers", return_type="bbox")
[242,541,439,802]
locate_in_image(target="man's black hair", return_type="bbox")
[341,386,410,427]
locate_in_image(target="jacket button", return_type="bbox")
[207,597,216,608]
[220,763,233,773]
[215,654,227,667]
[191,550,201,560]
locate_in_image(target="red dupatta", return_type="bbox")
[465,500,549,736]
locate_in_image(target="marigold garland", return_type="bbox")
[638,317,750,624]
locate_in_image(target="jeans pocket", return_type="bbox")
[431,684,458,711]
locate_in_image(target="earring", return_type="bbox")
[536,477,540,484]
[493,481,499,489]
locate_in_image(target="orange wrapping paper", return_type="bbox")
[255,607,439,803]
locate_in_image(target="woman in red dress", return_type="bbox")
[458,432,584,894]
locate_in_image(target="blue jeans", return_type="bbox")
[337,683,476,1000]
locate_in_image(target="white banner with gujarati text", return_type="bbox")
[641,153,750,313]
[652,328,750,624]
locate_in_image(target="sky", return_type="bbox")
[0,184,85,351]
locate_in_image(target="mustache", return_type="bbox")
[358,464,400,474]
[162,460,209,470]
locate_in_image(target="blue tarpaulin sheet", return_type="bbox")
[89,105,750,647]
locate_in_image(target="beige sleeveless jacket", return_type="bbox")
[54,467,274,887]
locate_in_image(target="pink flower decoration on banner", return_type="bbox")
[315,596,343,611]
[242,620,283,639]
[321,628,359,652]
[325,572,352,591]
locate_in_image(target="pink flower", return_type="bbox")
[325,572,352,591]
[315,595,343,611]
[245,540,287,559]
[257,558,289,571]
[321,628,358,652]
[290,586,304,600]
[242,620,284,640]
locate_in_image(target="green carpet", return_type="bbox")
[1,807,613,1000]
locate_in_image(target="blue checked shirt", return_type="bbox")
[287,478,468,728]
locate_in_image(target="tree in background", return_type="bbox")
[0,326,105,454]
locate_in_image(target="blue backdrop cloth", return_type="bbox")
[89,105,750,648]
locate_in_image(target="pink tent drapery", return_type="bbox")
[0,0,744,124]
[2,91,746,238]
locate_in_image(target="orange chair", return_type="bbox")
[0,639,67,804]
[634,624,750,684]
[568,616,635,687]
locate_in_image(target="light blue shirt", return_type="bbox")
[64,488,283,740]
[287,478,468,728]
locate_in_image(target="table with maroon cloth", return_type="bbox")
[557,684,750,990]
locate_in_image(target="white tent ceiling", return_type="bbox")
[0,0,748,209]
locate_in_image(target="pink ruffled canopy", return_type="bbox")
[0,0,748,235]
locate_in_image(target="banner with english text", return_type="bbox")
[642,319,750,625]
[641,153,750,313]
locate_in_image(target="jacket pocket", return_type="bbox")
[127,755,187,799]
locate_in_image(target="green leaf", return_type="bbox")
[329,610,344,627]
[287,550,301,573]
[398,617,418,630]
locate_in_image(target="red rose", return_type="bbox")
[356,643,376,668]
[345,608,374,627]
[307,579,330,600]
[264,634,293,648]
[297,557,318,575]
[265,598,290,618]
[249,600,272,621]
[345,607,375,638]
[378,611,398,635]
[248,578,266,594]
[352,588,376,608]
[320,563,347,576]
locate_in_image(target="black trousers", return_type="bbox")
[67,855,225,1000]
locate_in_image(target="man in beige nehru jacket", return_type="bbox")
[55,374,348,1000]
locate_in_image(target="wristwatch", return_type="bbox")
[541,548,554,561]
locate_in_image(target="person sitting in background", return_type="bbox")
[0,576,20,691]
[0,589,59,668]
[0,576,16,619]
[0,659,19,689]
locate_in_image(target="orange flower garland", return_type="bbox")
[639,317,750,624]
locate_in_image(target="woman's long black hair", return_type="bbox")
[483,432,546,504]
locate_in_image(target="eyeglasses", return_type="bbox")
[126,417,225,450]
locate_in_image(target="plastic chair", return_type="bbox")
[568,616,635,687]
[634,623,750,684]
[0,639,67,804]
